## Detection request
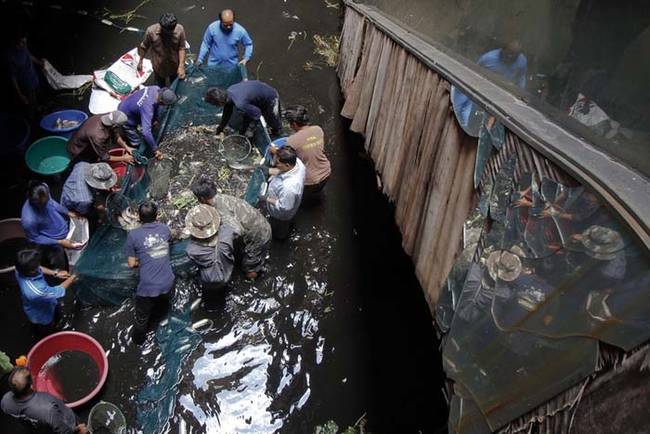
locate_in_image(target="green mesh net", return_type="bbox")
[73,65,269,306]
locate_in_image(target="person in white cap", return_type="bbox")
[66,110,134,164]
[60,162,118,216]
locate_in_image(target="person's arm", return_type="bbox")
[268,185,297,214]
[140,103,157,152]
[197,25,212,65]
[41,267,71,279]
[177,27,187,79]
[137,30,151,72]
[22,217,61,246]
[125,234,139,268]
[516,56,528,89]
[216,101,234,134]
[240,28,254,64]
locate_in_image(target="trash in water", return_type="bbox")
[313,34,340,67]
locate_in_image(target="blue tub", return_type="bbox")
[40,109,88,138]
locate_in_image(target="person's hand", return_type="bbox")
[246,271,258,280]
[571,233,583,242]
[137,61,143,72]
[239,59,248,65]
[268,144,278,155]
[68,210,80,219]
[155,150,164,160]
[54,270,71,279]
[177,65,186,80]
[76,423,88,434]
[268,167,281,177]
[123,153,135,164]
[513,197,531,208]
[125,146,134,155]
[215,125,224,136]
[59,239,84,249]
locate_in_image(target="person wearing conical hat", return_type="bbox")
[60,162,118,216]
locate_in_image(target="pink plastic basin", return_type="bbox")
[27,331,108,408]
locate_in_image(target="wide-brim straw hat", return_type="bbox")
[185,204,221,242]
[84,162,118,190]
[487,250,522,282]
[581,225,624,260]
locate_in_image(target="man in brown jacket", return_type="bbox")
[137,12,187,87]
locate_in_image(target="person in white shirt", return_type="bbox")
[259,146,305,240]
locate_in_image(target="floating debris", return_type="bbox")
[313,34,340,67]
[104,0,150,25]
[151,125,261,237]
[54,118,80,129]
[324,0,340,9]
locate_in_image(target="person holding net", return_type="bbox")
[205,80,282,139]
[118,86,177,161]
[191,176,271,280]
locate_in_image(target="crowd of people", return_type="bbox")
[4,8,332,433]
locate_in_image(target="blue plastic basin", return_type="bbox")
[40,109,88,138]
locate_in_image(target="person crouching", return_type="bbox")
[185,205,236,310]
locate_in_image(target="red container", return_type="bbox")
[108,148,145,192]
[27,331,109,408]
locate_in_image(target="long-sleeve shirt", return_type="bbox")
[60,162,94,215]
[66,115,114,162]
[218,80,278,132]
[2,391,77,434]
[476,49,528,89]
[266,159,306,221]
[197,21,253,67]
[186,223,236,285]
[452,48,527,127]
[21,194,69,246]
[117,86,162,151]
[15,268,65,325]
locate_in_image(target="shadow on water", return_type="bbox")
[0,1,447,433]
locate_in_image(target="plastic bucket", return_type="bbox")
[25,136,71,175]
[40,109,88,138]
[27,331,109,408]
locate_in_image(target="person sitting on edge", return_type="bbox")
[138,12,187,87]
[191,176,271,279]
[196,8,253,68]
[185,204,237,308]
[66,111,134,164]
[271,105,331,196]
[259,146,306,240]
[125,201,175,345]
[1,367,88,434]
[117,86,177,160]
[60,162,117,217]
[21,181,82,270]
[14,247,77,336]
[205,80,282,138]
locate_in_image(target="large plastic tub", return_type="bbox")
[27,331,108,408]
[40,109,88,138]
[25,136,71,175]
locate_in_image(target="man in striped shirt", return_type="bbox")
[14,247,77,336]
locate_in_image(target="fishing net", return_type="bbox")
[74,64,270,306]
[88,401,127,434]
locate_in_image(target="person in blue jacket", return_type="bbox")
[21,182,82,270]
[205,80,282,138]
[14,247,77,336]
[117,86,177,160]
[196,9,253,67]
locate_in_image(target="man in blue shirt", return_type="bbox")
[452,41,528,129]
[117,86,177,160]
[21,182,82,270]
[196,9,253,67]
[60,162,118,216]
[125,201,175,344]
[205,80,282,138]
[14,247,77,336]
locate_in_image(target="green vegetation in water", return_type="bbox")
[104,0,151,25]
[170,193,198,210]
[314,414,368,434]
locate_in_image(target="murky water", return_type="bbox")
[38,350,100,404]
[0,1,447,433]
[0,238,27,270]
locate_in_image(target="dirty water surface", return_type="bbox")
[0,1,447,433]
